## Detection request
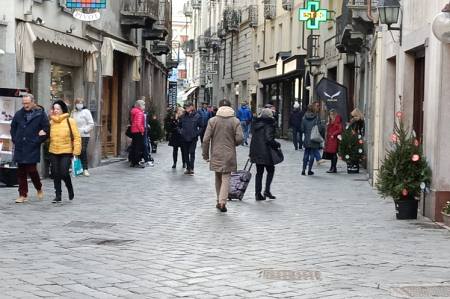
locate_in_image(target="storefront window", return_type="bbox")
[51,64,74,106]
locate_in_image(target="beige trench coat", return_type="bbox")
[202,106,244,173]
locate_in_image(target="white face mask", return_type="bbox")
[76,104,83,110]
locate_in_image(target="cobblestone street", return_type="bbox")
[1,141,450,299]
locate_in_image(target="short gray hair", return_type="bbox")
[135,100,145,109]
[23,93,35,102]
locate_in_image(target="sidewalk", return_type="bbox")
[0,140,449,298]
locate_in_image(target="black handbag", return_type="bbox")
[270,147,284,165]
[125,125,132,138]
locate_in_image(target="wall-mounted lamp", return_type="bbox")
[432,2,450,43]
[377,0,402,45]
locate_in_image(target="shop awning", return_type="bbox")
[181,86,199,101]
[15,22,98,81]
[101,37,141,81]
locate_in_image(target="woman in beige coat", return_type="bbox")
[202,99,243,212]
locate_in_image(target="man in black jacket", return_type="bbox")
[10,94,49,203]
[289,101,304,150]
[179,102,202,175]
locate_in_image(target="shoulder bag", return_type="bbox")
[310,118,324,143]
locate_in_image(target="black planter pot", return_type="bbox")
[151,142,157,153]
[346,162,360,174]
[394,198,418,220]
[0,166,18,187]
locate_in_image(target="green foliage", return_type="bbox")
[443,201,450,214]
[376,120,432,201]
[338,127,364,164]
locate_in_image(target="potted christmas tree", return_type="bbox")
[441,201,450,227]
[338,127,364,173]
[376,113,432,220]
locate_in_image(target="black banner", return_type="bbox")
[315,78,348,123]
[168,82,177,110]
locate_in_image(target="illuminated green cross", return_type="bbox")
[299,0,328,30]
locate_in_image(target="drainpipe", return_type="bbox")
[367,0,374,22]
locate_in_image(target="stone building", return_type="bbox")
[0,0,173,169]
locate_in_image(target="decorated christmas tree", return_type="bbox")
[338,127,364,165]
[376,113,431,201]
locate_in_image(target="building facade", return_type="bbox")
[0,0,174,170]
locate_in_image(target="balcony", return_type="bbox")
[264,0,276,20]
[217,21,227,39]
[142,0,172,40]
[183,2,193,17]
[151,40,170,55]
[121,0,159,28]
[166,57,179,69]
[197,35,209,49]
[282,0,293,11]
[335,14,364,54]
[224,7,240,33]
[192,0,201,10]
[249,5,258,28]
[183,39,195,56]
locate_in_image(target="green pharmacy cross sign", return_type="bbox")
[299,0,328,30]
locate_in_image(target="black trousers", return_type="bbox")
[172,145,186,165]
[130,133,145,166]
[182,141,197,171]
[80,137,90,170]
[255,164,275,194]
[330,153,338,171]
[50,154,73,198]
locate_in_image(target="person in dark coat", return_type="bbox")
[197,102,212,143]
[168,107,186,169]
[323,110,343,173]
[249,108,280,201]
[179,101,202,175]
[301,104,325,176]
[349,108,365,136]
[289,101,304,150]
[10,94,49,203]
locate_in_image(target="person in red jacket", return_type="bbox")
[323,110,343,173]
[130,100,146,168]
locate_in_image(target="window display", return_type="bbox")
[0,97,18,158]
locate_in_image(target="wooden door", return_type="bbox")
[413,55,425,142]
[101,72,119,157]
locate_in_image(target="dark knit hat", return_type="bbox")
[53,100,69,114]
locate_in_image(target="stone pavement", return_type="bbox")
[1,141,450,299]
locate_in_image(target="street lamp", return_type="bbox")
[377,0,402,44]
[432,2,450,43]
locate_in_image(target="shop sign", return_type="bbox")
[299,0,328,30]
[73,11,101,21]
[168,82,177,109]
[67,0,106,22]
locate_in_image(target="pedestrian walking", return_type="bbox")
[11,94,49,203]
[289,101,304,150]
[129,100,146,168]
[301,104,325,176]
[249,108,281,201]
[197,102,212,143]
[202,99,243,212]
[237,101,253,146]
[349,108,365,136]
[179,101,202,175]
[48,100,81,203]
[71,98,94,177]
[168,107,186,169]
[322,110,343,173]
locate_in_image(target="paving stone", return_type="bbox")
[1,141,450,298]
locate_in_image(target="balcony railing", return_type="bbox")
[183,39,195,55]
[264,0,276,19]
[121,0,159,21]
[217,21,226,39]
[183,2,193,17]
[192,0,201,9]
[249,5,258,28]
[224,7,240,32]
[151,40,170,55]
[347,0,378,8]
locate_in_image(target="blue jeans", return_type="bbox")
[241,121,250,144]
[292,127,302,150]
[303,148,320,171]
[314,149,322,161]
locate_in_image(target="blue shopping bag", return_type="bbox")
[72,157,83,177]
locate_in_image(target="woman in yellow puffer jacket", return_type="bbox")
[49,100,81,203]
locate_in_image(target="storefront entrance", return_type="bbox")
[51,64,74,105]
[101,54,123,158]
